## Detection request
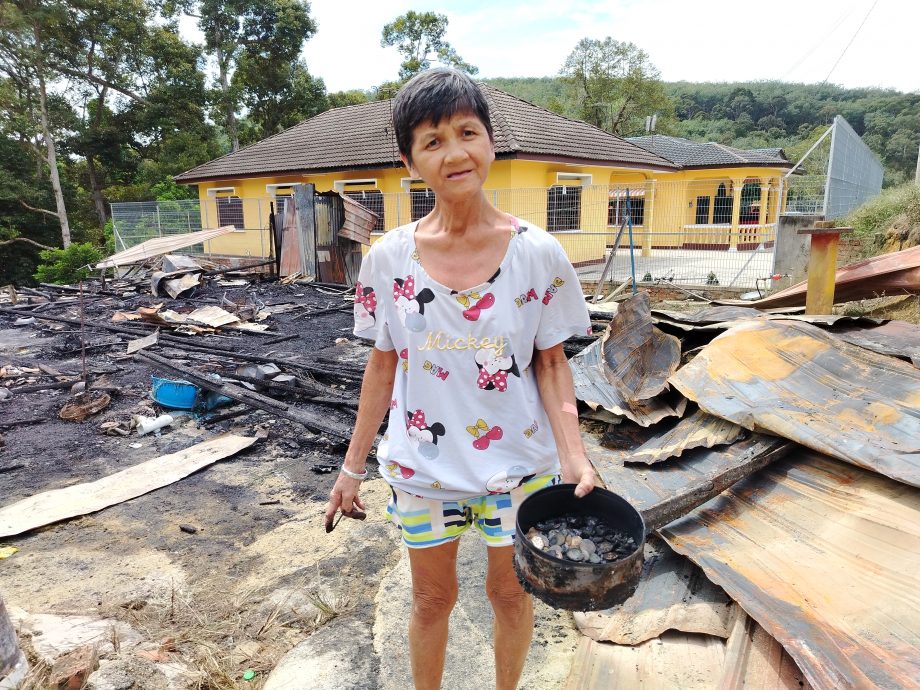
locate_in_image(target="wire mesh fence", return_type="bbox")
[112,176,787,287]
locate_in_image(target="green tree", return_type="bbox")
[381,11,477,81]
[0,0,73,246]
[559,37,673,136]
[179,0,319,151]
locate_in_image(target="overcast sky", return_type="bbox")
[178,0,914,94]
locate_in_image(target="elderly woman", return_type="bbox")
[326,68,594,690]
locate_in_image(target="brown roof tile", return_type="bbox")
[175,85,676,183]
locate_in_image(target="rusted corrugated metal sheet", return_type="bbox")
[574,536,736,645]
[586,431,790,517]
[570,338,684,427]
[628,409,745,465]
[716,244,920,309]
[669,319,920,487]
[565,633,727,690]
[602,292,681,400]
[661,451,920,690]
[836,320,920,368]
[651,307,881,333]
[719,614,814,690]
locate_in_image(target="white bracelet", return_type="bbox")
[340,467,368,480]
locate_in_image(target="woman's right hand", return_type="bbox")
[325,472,367,528]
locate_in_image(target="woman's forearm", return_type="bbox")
[343,346,398,473]
[533,344,588,468]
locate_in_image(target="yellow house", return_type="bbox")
[173,87,791,269]
[625,136,792,254]
[174,86,678,266]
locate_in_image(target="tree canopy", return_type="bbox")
[1,16,916,285]
[380,11,477,82]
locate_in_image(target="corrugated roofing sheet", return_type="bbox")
[565,633,727,690]
[628,410,745,465]
[668,319,920,487]
[175,85,676,182]
[836,320,920,367]
[721,244,920,309]
[661,451,920,690]
[574,536,736,645]
[720,614,814,690]
[95,227,235,268]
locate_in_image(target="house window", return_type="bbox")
[695,196,711,224]
[344,190,385,232]
[608,196,645,226]
[411,188,435,221]
[547,185,581,231]
[713,183,733,224]
[216,196,244,229]
[273,194,292,217]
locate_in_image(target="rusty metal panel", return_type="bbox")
[661,451,920,690]
[570,337,684,427]
[628,410,745,465]
[718,614,814,690]
[719,244,920,309]
[836,320,920,368]
[602,292,681,400]
[668,319,920,487]
[574,536,736,645]
[565,633,726,690]
[586,431,790,518]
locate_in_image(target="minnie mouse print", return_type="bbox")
[393,275,434,332]
[406,408,445,459]
[474,346,519,392]
[354,281,377,331]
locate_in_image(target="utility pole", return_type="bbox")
[915,140,919,184]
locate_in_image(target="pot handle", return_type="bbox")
[638,440,794,533]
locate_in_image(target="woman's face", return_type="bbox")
[402,111,495,203]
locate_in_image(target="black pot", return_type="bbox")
[513,483,645,611]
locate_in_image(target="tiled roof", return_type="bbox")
[175,85,677,183]
[626,135,792,169]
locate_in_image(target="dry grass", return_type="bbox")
[836,294,920,323]
[88,575,352,690]
[0,583,349,690]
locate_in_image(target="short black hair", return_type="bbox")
[392,68,493,166]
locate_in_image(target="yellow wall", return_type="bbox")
[191,162,787,264]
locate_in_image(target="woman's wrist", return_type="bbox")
[340,466,368,481]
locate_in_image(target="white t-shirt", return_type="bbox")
[353,217,591,500]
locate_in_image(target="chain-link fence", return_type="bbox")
[112,176,786,287]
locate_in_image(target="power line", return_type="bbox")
[823,0,880,83]
[782,3,856,80]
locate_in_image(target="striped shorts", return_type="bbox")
[386,474,558,549]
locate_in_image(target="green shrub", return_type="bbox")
[843,183,920,236]
[33,242,103,284]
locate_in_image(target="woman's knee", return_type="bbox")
[411,581,458,625]
[486,579,530,618]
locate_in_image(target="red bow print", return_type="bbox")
[462,292,495,321]
[408,410,427,429]
[473,425,503,451]
[355,282,377,313]
[393,276,416,301]
[477,369,508,392]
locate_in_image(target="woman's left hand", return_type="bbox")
[561,454,596,498]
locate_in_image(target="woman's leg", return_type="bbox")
[407,539,460,690]
[485,545,533,690]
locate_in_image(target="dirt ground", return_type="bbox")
[0,278,579,689]
[1,280,374,686]
[3,278,916,688]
